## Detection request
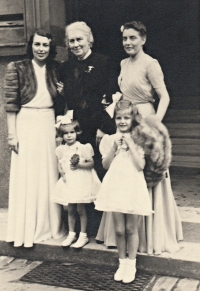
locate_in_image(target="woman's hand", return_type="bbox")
[7,112,18,153]
[56,81,64,94]
[8,135,18,154]
[60,171,66,183]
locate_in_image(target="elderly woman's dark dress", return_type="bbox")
[61,51,119,235]
[61,52,119,179]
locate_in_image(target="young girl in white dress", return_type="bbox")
[95,100,152,284]
[52,117,101,248]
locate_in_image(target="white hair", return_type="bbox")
[65,21,94,48]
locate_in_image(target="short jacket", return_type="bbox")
[4,59,64,115]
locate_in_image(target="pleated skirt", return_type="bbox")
[6,108,65,247]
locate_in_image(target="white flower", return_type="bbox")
[85,66,94,73]
[120,25,124,33]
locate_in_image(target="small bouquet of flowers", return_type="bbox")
[70,153,80,166]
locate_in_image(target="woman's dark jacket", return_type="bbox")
[4,59,64,116]
[61,52,119,146]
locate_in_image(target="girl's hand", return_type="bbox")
[70,163,79,171]
[122,135,134,147]
[8,135,18,154]
[71,158,94,170]
[114,136,124,148]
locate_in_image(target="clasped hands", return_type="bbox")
[114,134,134,150]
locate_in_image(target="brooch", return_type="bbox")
[85,66,94,73]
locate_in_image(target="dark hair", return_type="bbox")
[59,121,82,138]
[26,30,57,60]
[121,21,147,37]
[114,100,139,129]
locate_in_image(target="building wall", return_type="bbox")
[0,0,199,207]
[0,0,67,207]
[72,0,200,109]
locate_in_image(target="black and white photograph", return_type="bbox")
[0,0,199,290]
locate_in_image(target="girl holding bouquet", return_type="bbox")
[95,100,152,284]
[52,115,101,248]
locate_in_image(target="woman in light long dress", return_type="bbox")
[96,21,183,255]
[5,30,65,247]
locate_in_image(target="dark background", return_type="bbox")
[65,0,200,109]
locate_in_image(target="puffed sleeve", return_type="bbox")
[81,143,94,159]
[99,134,113,159]
[147,59,166,90]
[4,62,20,112]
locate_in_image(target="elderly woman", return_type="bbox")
[96,21,183,255]
[61,21,119,177]
[4,30,64,248]
[60,21,119,237]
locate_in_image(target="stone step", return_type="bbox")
[172,139,200,156]
[166,123,200,139]
[167,124,200,168]
[144,276,200,291]
[171,155,200,168]
[1,256,200,291]
[1,206,200,280]
[163,110,200,123]
[1,238,200,280]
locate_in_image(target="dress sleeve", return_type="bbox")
[81,143,94,159]
[4,62,20,112]
[147,59,166,90]
[55,145,64,160]
[99,134,113,159]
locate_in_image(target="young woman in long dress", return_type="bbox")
[5,30,65,247]
[96,21,183,255]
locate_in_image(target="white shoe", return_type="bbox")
[122,258,136,284]
[114,258,126,282]
[71,236,89,248]
[61,235,76,247]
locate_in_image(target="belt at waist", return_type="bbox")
[22,106,54,109]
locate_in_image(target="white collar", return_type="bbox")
[78,49,92,60]
[65,141,80,149]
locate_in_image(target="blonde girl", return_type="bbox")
[95,100,152,283]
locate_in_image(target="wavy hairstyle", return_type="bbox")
[26,30,57,61]
[65,21,94,49]
[121,21,147,37]
[114,100,140,129]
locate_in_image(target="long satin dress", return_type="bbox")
[96,52,183,254]
[6,60,65,247]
